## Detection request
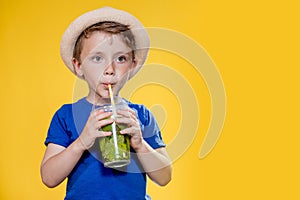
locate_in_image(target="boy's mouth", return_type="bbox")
[102,83,115,89]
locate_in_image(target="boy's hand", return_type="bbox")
[116,108,143,150]
[78,109,113,150]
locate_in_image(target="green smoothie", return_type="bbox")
[99,122,130,168]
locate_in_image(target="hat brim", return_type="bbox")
[60,7,150,79]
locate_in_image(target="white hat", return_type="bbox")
[60,7,150,78]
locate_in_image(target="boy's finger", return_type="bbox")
[96,111,112,120]
[97,131,112,137]
[97,118,114,129]
[117,109,137,120]
[115,117,132,126]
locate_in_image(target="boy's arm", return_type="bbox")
[41,109,113,188]
[117,108,172,186]
[40,141,85,188]
[135,141,172,186]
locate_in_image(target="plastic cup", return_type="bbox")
[97,99,130,168]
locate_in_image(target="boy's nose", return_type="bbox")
[104,62,115,75]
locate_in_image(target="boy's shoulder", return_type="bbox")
[54,103,72,114]
[54,98,90,115]
[124,99,148,112]
[124,99,152,125]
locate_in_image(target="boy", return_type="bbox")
[40,6,172,200]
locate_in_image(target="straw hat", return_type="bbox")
[60,7,150,79]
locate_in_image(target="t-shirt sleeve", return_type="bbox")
[44,106,71,148]
[140,107,166,149]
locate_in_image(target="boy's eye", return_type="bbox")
[92,56,103,62]
[115,55,128,63]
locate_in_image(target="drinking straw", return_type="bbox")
[108,84,117,116]
[108,84,119,157]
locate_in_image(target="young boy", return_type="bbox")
[40,6,172,200]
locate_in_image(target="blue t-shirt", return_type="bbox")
[45,98,166,200]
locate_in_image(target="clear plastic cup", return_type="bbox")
[96,98,130,168]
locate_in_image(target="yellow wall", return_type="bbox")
[1,0,299,199]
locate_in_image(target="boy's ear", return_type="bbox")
[129,59,139,78]
[72,58,84,77]
[132,58,138,69]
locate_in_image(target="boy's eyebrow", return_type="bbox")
[87,51,131,56]
[87,50,104,56]
[90,51,103,54]
[114,51,132,55]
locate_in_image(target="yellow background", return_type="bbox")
[1,0,300,199]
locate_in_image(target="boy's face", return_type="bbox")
[73,31,137,101]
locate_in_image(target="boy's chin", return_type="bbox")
[99,92,110,99]
[99,90,115,99]
[91,90,108,100]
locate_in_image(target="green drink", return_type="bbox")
[98,101,131,168]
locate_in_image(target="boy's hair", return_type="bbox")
[73,21,136,62]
